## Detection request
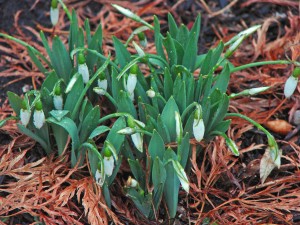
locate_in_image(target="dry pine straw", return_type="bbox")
[0,0,300,224]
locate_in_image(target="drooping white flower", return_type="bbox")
[33,101,45,129]
[131,132,143,152]
[95,169,104,186]
[78,52,89,84]
[78,63,89,84]
[104,156,114,177]
[20,109,31,126]
[97,79,107,93]
[53,95,63,110]
[138,32,147,48]
[50,0,59,26]
[126,73,137,94]
[284,76,298,98]
[193,105,205,142]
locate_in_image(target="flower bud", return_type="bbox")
[20,100,31,127]
[146,89,155,98]
[284,75,298,98]
[102,147,114,177]
[53,85,63,110]
[175,111,182,144]
[126,176,138,188]
[95,168,104,186]
[224,36,244,58]
[137,32,147,48]
[50,0,59,26]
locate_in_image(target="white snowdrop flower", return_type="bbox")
[146,89,155,98]
[126,73,137,94]
[129,91,135,101]
[97,79,107,94]
[131,132,143,152]
[53,95,63,110]
[78,52,89,84]
[50,0,59,26]
[33,101,45,129]
[284,76,298,98]
[138,32,147,48]
[117,127,135,135]
[78,63,89,84]
[20,109,31,126]
[104,156,114,177]
[193,104,205,142]
[95,169,104,186]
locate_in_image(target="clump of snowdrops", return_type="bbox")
[0,0,299,220]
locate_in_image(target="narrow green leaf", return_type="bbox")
[176,24,189,48]
[211,64,230,94]
[86,23,103,69]
[41,71,59,92]
[178,133,190,168]
[200,50,213,75]
[113,36,131,68]
[68,9,79,54]
[157,115,171,143]
[106,117,126,155]
[182,31,197,71]
[163,33,177,67]
[128,159,146,189]
[89,126,110,139]
[168,13,178,38]
[27,47,47,74]
[51,123,68,155]
[7,92,22,116]
[163,68,174,100]
[211,41,224,67]
[154,16,166,61]
[79,106,100,143]
[117,90,138,119]
[148,130,165,160]
[152,157,166,211]
[64,75,84,113]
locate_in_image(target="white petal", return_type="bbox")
[126,74,137,94]
[95,169,104,186]
[146,89,155,98]
[33,110,45,129]
[118,127,135,135]
[20,109,31,126]
[175,111,182,142]
[104,156,114,177]
[131,133,143,152]
[98,79,108,91]
[193,119,205,142]
[78,63,90,84]
[284,76,298,98]
[94,87,106,96]
[50,7,59,26]
[53,95,63,110]
[129,91,134,101]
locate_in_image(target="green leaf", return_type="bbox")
[17,124,51,154]
[51,36,73,82]
[163,148,180,218]
[41,71,59,91]
[79,106,100,143]
[125,188,152,217]
[176,24,189,48]
[49,110,69,121]
[102,183,111,208]
[47,117,80,167]
[163,33,177,67]
[27,46,47,75]
[157,115,171,143]
[117,90,138,119]
[64,75,84,114]
[200,50,213,75]
[89,126,110,139]
[168,13,178,38]
[68,9,79,55]
[154,16,166,61]
[7,91,23,115]
[148,130,165,160]
[86,23,103,69]
[161,97,180,141]
[182,30,197,71]
[84,19,91,44]
[178,133,190,168]
[128,159,146,189]
[113,36,131,68]
[51,123,69,155]
[152,157,166,211]
[211,64,230,94]
[40,88,53,116]
[106,117,126,155]
[163,68,174,100]
[189,15,201,43]
[111,67,123,99]
[211,41,224,67]
[173,75,186,114]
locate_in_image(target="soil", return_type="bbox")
[0,0,299,224]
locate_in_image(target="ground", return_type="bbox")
[0,0,300,224]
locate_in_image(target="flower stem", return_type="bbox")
[230,60,291,73]
[57,0,72,21]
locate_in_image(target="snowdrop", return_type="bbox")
[50,0,59,26]
[20,100,31,126]
[103,147,114,177]
[138,32,147,48]
[126,64,138,99]
[146,89,155,98]
[193,104,205,142]
[175,111,183,144]
[97,72,108,95]
[53,85,63,110]
[284,67,300,98]
[78,52,89,84]
[126,176,138,188]
[33,101,45,129]
[127,116,143,152]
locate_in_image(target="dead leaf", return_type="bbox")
[260,148,282,184]
[264,120,293,135]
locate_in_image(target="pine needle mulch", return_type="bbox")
[0,0,300,224]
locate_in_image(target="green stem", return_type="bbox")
[57,0,72,21]
[98,112,131,124]
[230,60,291,73]
[0,33,51,67]
[104,92,118,109]
[71,55,111,120]
[226,113,279,158]
[135,129,152,137]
